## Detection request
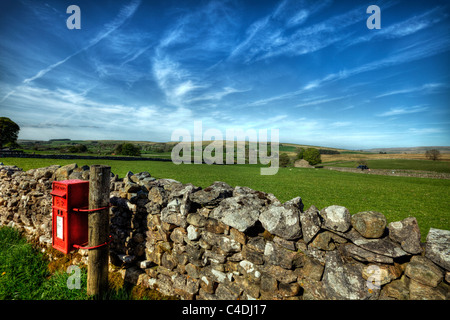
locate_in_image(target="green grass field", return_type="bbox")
[1,157,449,240]
[324,159,450,173]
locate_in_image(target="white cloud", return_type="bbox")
[377,106,429,117]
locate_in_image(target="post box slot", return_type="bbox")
[50,189,67,198]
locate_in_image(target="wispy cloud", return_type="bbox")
[229,0,369,63]
[302,33,450,91]
[375,83,447,98]
[11,0,141,88]
[377,105,428,117]
[342,6,447,48]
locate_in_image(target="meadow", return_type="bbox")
[2,157,449,240]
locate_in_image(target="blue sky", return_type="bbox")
[0,0,449,149]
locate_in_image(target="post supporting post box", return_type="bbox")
[87,165,111,297]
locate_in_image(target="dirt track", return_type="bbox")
[324,166,450,180]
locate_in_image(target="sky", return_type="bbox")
[0,0,449,150]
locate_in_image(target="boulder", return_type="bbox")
[210,193,264,232]
[310,231,346,251]
[259,197,303,240]
[381,275,410,300]
[388,217,422,254]
[189,181,233,207]
[335,229,409,258]
[320,205,351,232]
[409,280,447,300]
[351,211,386,239]
[425,228,450,271]
[54,163,78,181]
[362,264,401,286]
[405,256,443,287]
[264,241,302,269]
[322,250,374,300]
[342,243,393,264]
[299,205,321,243]
[160,184,195,228]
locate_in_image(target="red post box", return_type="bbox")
[51,179,89,254]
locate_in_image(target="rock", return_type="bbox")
[260,273,278,298]
[425,228,450,271]
[409,279,447,300]
[342,243,394,264]
[405,256,443,287]
[322,250,373,300]
[210,193,263,232]
[351,211,386,239]
[300,278,327,300]
[54,163,78,181]
[299,205,321,243]
[310,231,346,251]
[259,197,303,240]
[320,205,351,232]
[186,212,207,227]
[362,264,400,286]
[388,217,422,254]
[264,241,302,269]
[160,184,195,228]
[189,181,233,207]
[301,256,324,281]
[278,282,301,297]
[381,275,410,300]
[187,225,201,241]
[215,284,239,300]
[294,159,314,168]
[336,229,409,258]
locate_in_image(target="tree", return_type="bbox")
[303,148,322,166]
[115,143,141,156]
[296,147,305,160]
[425,149,441,161]
[0,117,20,149]
[279,153,292,167]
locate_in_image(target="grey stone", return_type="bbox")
[342,243,394,264]
[425,228,450,271]
[210,194,263,232]
[351,211,387,239]
[323,250,375,300]
[189,181,233,207]
[300,205,321,243]
[259,197,303,240]
[320,205,351,232]
[381,275,410,300]
[405,255,443,287]
[160,184,195,228]
[388,217,422,254]
[264,241,302,269]
[335,229,409,258]
[409,279,447,300]
[310,231,347,251]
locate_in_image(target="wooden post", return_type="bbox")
[87,165,111,297]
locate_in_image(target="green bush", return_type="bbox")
[114,143,141,156]
[279,153,292,167]
[303,148,322,166]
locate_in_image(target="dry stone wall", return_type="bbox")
[0,163,449,300]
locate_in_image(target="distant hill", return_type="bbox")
[363,146,450,154]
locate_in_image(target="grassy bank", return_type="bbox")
[0,226,176,300]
